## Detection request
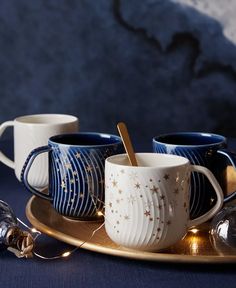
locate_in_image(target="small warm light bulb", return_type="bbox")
[97,211,103,216]
[62,251,71,257]
[190,228,199,234]
[31,228,39,233]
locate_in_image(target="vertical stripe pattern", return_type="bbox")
[49,143,123,219]
[153,142,218,218]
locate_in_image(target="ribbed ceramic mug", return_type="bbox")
[153,132,236,218]
[21,132,124,220]
[105,153,223,251]
[0,114,79,188]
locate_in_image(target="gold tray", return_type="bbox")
[26,196,236,264]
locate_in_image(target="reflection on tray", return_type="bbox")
[165,224,217,256]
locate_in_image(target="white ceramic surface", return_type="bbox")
[105,153,224,251]
[0,114,79,188]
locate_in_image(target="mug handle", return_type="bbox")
[188,165,224,228]
[21,146,52,201]
[0,121,15,169]
[217,149,236,202]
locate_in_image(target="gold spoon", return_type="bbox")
[117,122,138,166]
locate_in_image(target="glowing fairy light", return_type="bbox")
[97,211,103,216]
[190,228,199,234]
[31,228,39,233]
[62,251,71,257]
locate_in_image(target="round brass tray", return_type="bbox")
[25,196,236,263]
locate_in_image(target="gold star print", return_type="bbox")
[144,210,151,217]
[79,193,84,198]
[70,179,75,184]
[149,217,153,221]
[134,183,141,189]
[65,163,72,169]
[75,152,81,159]
[109,202,112,208]
[160,195,165,200]
[112,180,118,187]
[99,179,104,185]
[86,165,93,172]
[120,169,125,174]
[61,181,66,189]
[116,199,120,204]
[73,171,78,176]
[86,177,93,184]
[124,215,130,220]
[157,227,161,232]
[150,185,159,194]
[174,188,179,194]
[129,172,138,181]
[145,200,153,208]
[164,174,169,180]
[127,195,136,205]
[118,189,122,194]
[167,220,171,225]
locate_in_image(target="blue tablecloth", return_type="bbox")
[0,140,236,288]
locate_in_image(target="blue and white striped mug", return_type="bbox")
[153,132,236,219]
[21,132,124,220]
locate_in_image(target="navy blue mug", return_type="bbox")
[153,132,236,218]
[21,132,124,220]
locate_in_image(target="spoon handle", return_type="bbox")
[117,122,138,166]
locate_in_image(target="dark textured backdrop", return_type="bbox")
[1,0,236,149]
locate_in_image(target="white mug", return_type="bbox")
[0,114,79,188]
[105,153,224,251]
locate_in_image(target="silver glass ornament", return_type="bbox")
[0,200,34,257]
[210,206,236,255]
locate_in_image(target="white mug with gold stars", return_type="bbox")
[105,153,224,251]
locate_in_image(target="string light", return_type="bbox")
[14,179,107,260]
[16,212,105,260]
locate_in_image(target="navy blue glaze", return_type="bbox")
[153,132,236,219]
[21,132,124,220]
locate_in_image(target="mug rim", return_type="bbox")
[106,152,189,169]
[152,132,226,147]
[14,114,78,125]
[49,132,122,148]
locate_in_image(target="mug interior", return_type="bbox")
[153,132,225,146]
[106,153,189,168]
[16,114,78,125]
[50,133,122,147]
